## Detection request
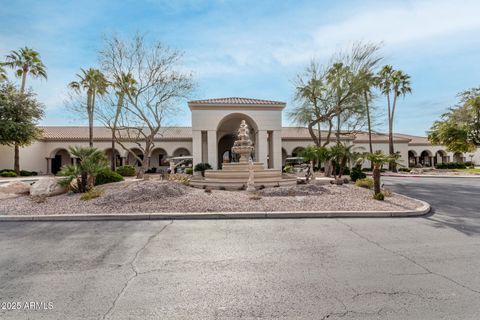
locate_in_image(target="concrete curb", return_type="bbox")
[0,195,431,221]
[378,173,480,178]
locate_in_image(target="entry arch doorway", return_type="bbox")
[216,113,258,169]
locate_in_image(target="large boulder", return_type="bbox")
[30,178,66,197]
[0,181,31,195]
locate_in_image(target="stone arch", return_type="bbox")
[420,150,433,167]
[150,148,169,168]
[50,148,72,174]
[127,148,144,167]
[408,150,418,167]
[453,152,464,163]
[104,148,122,168]
[291,147,305,157]
[434,150,448,165]
[216,113,258,166]
[173,147,191,157]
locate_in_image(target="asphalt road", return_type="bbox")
[1,177,480,319]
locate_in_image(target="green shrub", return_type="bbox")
[283,165,294,173]
[335,166,350,176]
[398,167,411,173]
[350,166,366,182]
[0,171,17,177]
[0,169,15,174]
[373,192,385,201]
[80,187,104,201]
[20,170,38,176]
[435,162,467,169]
[362,168,372,172]
[464,161,475,168]
[194,162,212,176]
[116,165,136,177]
[145,167,157,173]
[185,167,193,175]
[95,168,124,186]
[355,177,374,189]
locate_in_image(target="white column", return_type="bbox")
[272,130,282,170]
[257,130,268,165]
[192,130,202,167]
[207,130,218,169]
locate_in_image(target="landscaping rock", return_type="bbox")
[30,178,66,197]
[0,181,31,195]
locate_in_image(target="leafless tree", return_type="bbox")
[98,34,194,178]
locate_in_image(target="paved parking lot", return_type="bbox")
[0,177,479,319]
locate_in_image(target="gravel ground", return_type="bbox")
[0,180,422,215]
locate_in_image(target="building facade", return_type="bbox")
[0,97,478,174]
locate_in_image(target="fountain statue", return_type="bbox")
[231,120,254,163]
[190,119,297,190]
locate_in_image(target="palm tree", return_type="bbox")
[3,47,47,174]
[367,151,400,196]
[69,68,109,147]
[0,65,7,82]
[357,68,378,157]
[377,65,411,171]
[109,72,136,170]
[4,47,47,93]
[58,146,108,193]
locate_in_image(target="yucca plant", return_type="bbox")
[58,146,108,193]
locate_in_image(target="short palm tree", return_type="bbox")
[58,146,108,193]
[367,151,400,196]
[3,47,47,174]
[69,68,109,147]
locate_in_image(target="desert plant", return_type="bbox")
[185,167,193,175]
[116,165,136,177]
[373,192,385,201]
[58,146,108,193]
[283,165,294,173]
[367,151,399,195]
[167,173,191,185]
[95,168,124,185]
[194,162,212,177]
[80,187,104,201]
[398,167,411,172]
[0,171,17,177]
[350,166,366,182]
[355,177,374,189]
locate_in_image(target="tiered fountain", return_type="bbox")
[190,120,297,190]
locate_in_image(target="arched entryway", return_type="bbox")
[453,152,465,163]
[408,150,418,167]
[150,148,169,168]
[216,113,258,169]
[420,150,433,167]
[127,148,144,167]
[434,150,448,166]
[50,148,72,174]
[292,147,305,157]
[104,148,122,169]
[173,148,190,157]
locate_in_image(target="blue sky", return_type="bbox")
[1,0,479,135]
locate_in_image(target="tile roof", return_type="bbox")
[37,126,429,145]
[38,126,192,141]
[188,97,286,106]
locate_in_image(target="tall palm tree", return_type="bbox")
[109,72,137,170]
[377,65,411,171]
[3,47,47,174]
[69,68,108,147]
[357,68,378,156]
[4,47,47,93]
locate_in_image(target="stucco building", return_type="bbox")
[0,97,478,174]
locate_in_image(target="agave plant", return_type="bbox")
[58,146,108,193]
